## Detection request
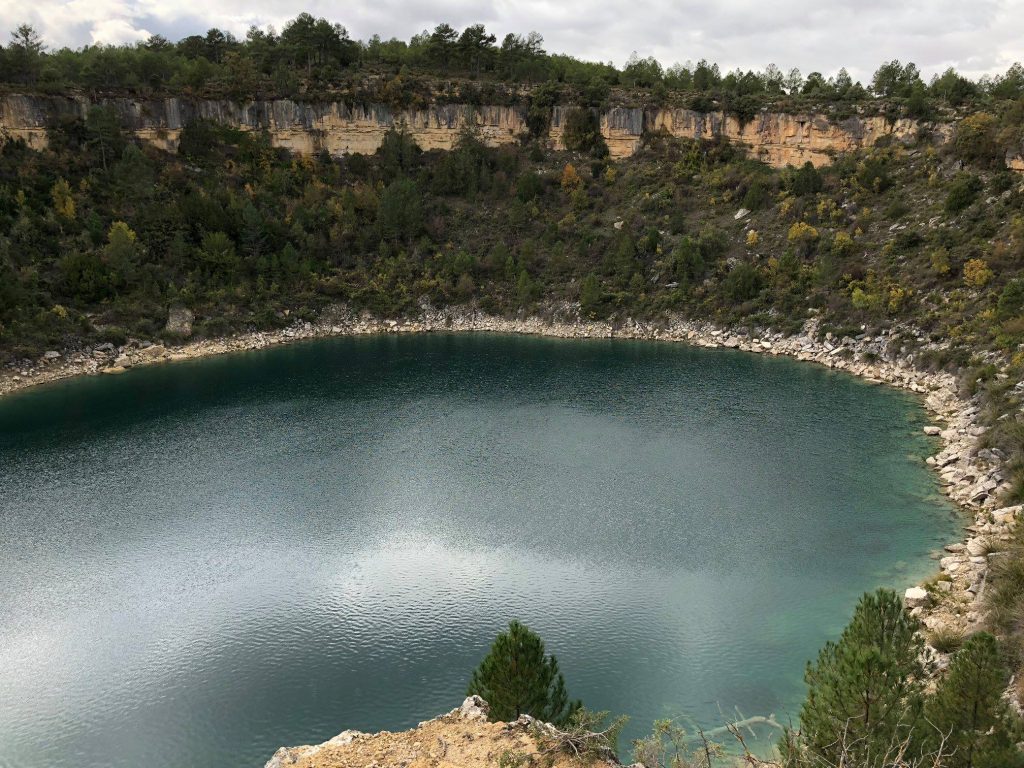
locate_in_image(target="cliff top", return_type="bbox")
[265,697,621,768]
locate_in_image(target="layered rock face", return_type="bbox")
[0,93,947,167]
[264,696,620,768]
[645,109,948,167]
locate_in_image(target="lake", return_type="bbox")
[0,333,958,767]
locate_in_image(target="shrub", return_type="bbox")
[945,173,982,213]
[893,230,924,252]
[831,230,855,256]
[998,279,1024,318]
[954,112,1001,168]
[741,179,771,210]
[562,108,608,158]
[992,171,1015,194]
[534,709,628,764]
[928,626,964,653]
[851,286,881,311]
[788,161,823,196]
[787,221,820,255]
[884,200,911,220]
[515,172,544,202]
[634,718,723,768]
[930,248,951,276]
[857,155,892,192]
[560,163,581,192]
[724,261,763,302]
[963,258,994,288]
[579,273,604,317]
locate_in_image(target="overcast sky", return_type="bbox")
[4,0,1024,83]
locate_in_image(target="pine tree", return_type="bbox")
[467,620,581,726]
[924,632,1023,768]
[786,589,926,768]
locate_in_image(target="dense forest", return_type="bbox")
[3,16,1024,118]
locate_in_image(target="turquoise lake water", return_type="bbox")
[0,333,959,767]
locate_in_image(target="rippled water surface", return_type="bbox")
[0,334,958,767]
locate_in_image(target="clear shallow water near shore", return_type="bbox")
[0,333,958,767]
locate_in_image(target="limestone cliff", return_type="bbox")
[0,92,948,168]
[263,696,621,768]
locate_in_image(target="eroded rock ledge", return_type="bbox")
[264,696,619,768]
[0,93,946,167]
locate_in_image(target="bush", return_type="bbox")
[998,279,1024,318]
[723,261,763,302]
[857,155,892,192]
[787,162,823,196]
[562,108,608,158]
[515,172,544,202]
[963,258,994,288]
[579,273,605,317]
[741,179,771,210]
[831,230,855,256]
[945,173,983,213]
[377,178,424,240]
[924,633,1024,768]
[893,230,924,252]
[787,221,820,255]
[954,112,1001,168]
[928,626,964,653]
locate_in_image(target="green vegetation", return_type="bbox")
[632,718,723,768]
[476,604,1024,767]
[4,92,1024,364]
[467,620,580,726]
[777,595,1023,768]
[925,632,1023,768]
[781,589,926,767]
[4,19,1024,119]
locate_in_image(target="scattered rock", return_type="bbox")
[138,344,167,359]
[966,538,988,557]
[166,305,195,337]
[458,695,489,721]
[905,587,930,609]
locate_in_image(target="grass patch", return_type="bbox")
[929,627,965,654]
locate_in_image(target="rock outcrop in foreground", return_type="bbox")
[265,697,620,768]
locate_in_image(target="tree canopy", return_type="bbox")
[3,18,1023,118]
[467,620,580,726]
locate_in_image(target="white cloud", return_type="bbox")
[88,18,152,45]
[1,0,1022,82]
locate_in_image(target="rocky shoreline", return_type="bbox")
[0,305,1015,665]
